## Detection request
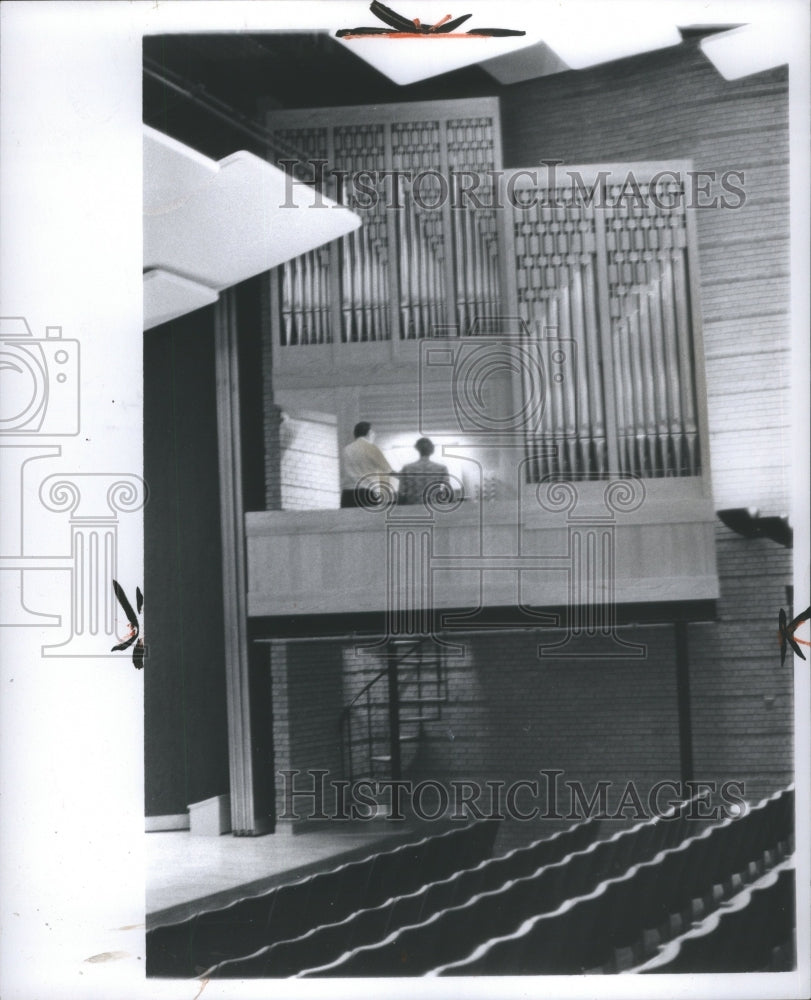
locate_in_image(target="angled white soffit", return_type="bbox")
[143,126,361,331]
[533,12,682,71]
[143,270,220,332]
[479,41,571,86]
[334,34,537,86]
[700,22,793,80]
[329,3,682,85]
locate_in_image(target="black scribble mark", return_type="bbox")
[336,2,524,39]
[778,605,810,665]
[112,579,145,669]
[718,508,793,548]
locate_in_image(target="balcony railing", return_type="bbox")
[246,478,719,623]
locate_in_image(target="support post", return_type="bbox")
[386,643,402,781]
[215,289,270,835]
[674,620,694,786]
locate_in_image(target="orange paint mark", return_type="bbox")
[778,631,810,648]
[340,32,485,39]
[798,637,811,647]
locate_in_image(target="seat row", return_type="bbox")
[634,857,795,973]
[427,785,794,976]
[147,817,498,977]
[204,812,603,977]
[298,791,707,977]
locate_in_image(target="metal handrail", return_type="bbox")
[339,636,426,718]
[339,636,430,781]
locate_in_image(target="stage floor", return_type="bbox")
[146,822,418,928]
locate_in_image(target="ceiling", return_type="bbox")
[143,32,501,158]
[144,27,738,160]
[141,22,786,330]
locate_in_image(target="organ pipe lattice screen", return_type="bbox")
[264,98,705,483]
[265,100,502,348]
[274,125,331,347]
[503,166,704,482]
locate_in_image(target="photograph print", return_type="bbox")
[138,1,807,991]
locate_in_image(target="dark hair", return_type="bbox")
[415,437,434,457]
[354,421,372,439]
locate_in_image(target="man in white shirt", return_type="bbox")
[340,421,395,508]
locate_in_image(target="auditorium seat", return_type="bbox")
[146,817,497,977]
[429,786,794,976]
[297,794,703,977]
[150,785,794,978]
[203,814,602,977]
[635,858,795,973]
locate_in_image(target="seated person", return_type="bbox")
[398,437,452,506]
[341,421,395,508]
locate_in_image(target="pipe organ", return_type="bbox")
[264,100,708,490]
[503,167,705,484]
[265,99,503,351]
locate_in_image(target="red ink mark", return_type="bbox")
[112,580,145,669]
[339,32,485,39]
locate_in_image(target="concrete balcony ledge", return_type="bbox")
[246,480,719,619]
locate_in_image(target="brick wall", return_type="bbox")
[270,640,345,823]
[278,412,340,510]
[261,277,341,512]
[394,627,682,851]
[689,528,793,804]
[434,629,679,789]
[261,308,339,511]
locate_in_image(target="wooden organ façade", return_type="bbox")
[248,98,717,620]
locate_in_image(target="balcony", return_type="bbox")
[245,477,718,625]
[250,135,719,629]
